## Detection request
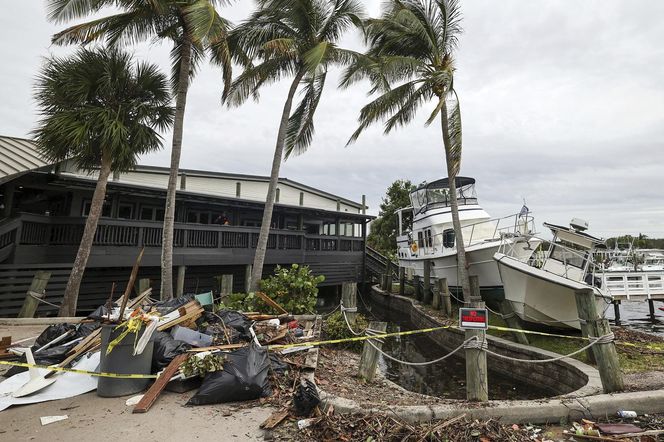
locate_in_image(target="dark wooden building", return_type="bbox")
[0,135,371,316]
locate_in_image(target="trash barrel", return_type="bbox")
[97,324,154,397]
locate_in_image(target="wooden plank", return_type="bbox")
[260,409,289,429]
[358,321,386,381]
[133,353,188,413]
[255,291,288,315]
[187,343,246,352]
[118,247,145,321]
[17,271,52,318]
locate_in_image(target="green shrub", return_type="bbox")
[217,264,324,315]
[322,311,369,352]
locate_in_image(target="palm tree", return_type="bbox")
[343,0,471,299]
[225,0,364,291]
[47,0,233,300]
[33,48,174,316]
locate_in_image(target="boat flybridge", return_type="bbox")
[395,177,540,300]
[494,218,613,330]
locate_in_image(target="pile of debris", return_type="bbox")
[0,277,319,414]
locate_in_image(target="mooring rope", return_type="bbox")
[366,336,477,366]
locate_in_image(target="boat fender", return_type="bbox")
[410,243,418,253]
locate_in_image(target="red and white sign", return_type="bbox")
[459,308,488,330]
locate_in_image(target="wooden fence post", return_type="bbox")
[358,321,387,381]
[399,267,405,296]
[422,260,432,304]
[341,282,358,324]
[465,275,488,402]
[574,289,624,393]
[138,278,150,296]
[498,300,529,345]
[175,265,186,297]
[220,274,234,297]
[414,275,421,301]
[18,271,52,318]
[432,280,441,310]
[441,278,452,316]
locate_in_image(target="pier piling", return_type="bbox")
[399,267,405,296]
[465,275,488,402]
[423,260,432,304]
[358,321,387,381]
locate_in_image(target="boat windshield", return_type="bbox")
[410,177,478,215]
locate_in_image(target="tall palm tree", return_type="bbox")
[343,0,471,299]
[33,48,174,316]
[47,0,233,300]
[225,0,364,291]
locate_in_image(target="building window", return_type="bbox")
[140,206,164,221]
[443,229,455,248]
[118,203,134,219]
[82,200,112,218]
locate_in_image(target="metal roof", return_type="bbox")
[0,135,52,185]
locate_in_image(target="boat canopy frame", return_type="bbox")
[410,177,478,215]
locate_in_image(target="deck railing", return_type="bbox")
[3,213,364,254]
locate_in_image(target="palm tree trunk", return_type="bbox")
[249,69,306,292]
[59,154,112,316]
[160,32,192,301]
[440,104,471,300]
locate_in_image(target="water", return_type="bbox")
[605,300,664,337]
[371,307,554,400]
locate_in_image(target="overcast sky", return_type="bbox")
[2,1,663,238]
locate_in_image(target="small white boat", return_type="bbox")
[640,251,664,272]
[396,177,540,300]
[494,218,612,330]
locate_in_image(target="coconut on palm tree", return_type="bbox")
[47,0,234,300]
[33,48,174,316]
[343,0,470,298]
[225,0,364,291]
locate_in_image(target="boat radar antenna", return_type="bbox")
[570,218,589,232]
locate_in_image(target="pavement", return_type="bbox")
[1,325,274,441]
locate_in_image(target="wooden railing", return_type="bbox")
[7,213,364,254]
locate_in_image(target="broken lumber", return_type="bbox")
[133,353,188,413]
[260,409,289,429]
[255,291,288,315]
[186,344,246,352]
[0,336,13,359]
[118,247,145,321]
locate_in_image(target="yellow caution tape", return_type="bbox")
[268,325,454,350]
[0,360,158,379]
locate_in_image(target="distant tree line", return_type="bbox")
[606,234,664,249]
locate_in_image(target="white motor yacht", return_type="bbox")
[494,219,612,330]
[396,177,539,301]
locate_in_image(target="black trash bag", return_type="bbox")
[151,331,191,371]
[186,344,271,405]
[87,305,112,321]
[208,310,252,342]
[150,295,194,315]
[74,321,101,339]
[269,353,288,375]
[4,323,85,377]
[293,379,320,417]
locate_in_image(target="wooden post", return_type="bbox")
[175,265,186,297]
[441,278,452,316]
[648,299,656,322]
[613,301,621,326]
[498,300,529,345]
[465,275,488,402]
[432,280,441,310]
[422,260,432,304]
[574,289,624,393]
[341,282,357,325]
[380,274,388,291]
[220,274,233,297]
[414,275,421,301]
[399,267,405,296]
[244,264,252,292]
[573,289,597,364]
[385,270,393,294]
[358,321,387,381]
[18,271,52,318]
[138,278,150,296]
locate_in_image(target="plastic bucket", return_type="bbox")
[97,324,154,397]
[194,291,214,307]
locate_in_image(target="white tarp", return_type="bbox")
[0,351,100,411]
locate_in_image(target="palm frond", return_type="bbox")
[285,71,326,158]
[46,0,109,24]
[442,88,462,175]
[223,57,298,106]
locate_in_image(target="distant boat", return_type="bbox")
[494,218,612,330]
[395,176,540,301]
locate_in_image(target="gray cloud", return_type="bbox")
[1,1,663,239]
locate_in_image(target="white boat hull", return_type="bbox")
[495,252,611,330]
[399,237,538,290]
